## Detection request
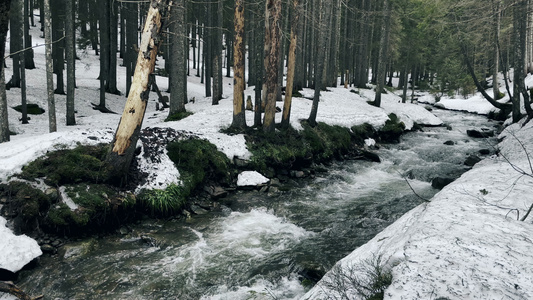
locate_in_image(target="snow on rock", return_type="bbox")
[0,217,42,273]
[304,120,533,300]
[237,171,269,187]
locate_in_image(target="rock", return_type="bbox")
[204,185,228,199]
[233,157,250,168]
[259,186,269,193]
[431,177,455,189]
[443,140,455,145]
[467,129,494,138]
[464,155,482,167]
[269,178,281,187]
[291,170,306,178]
[479,149,491,155]
[190,204,209,215]
[62,239,98,259]
[40,244,56,254]
[119,226,130,235]
[51,239,62,247]
[361,150,381,163]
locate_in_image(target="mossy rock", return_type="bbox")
[18,144,111,186]
[351,123,377,145]
[12,103,45,115]
[0,181,54,221]
[379,113,406,143]
[167,137,232,190]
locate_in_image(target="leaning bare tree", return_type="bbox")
[106,0,172,183]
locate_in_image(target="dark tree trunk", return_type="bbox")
[169,0,187,116]
[23,0,35,69]
[0,0,11,142]
[9,0,22,88]
[65,0,75,125]
[51,0,65,94]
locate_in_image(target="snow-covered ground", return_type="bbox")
[2,21,532,300]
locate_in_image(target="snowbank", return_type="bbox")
[304,120,533,299]
[0,217,42,273]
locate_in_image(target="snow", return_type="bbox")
[0,217,42,273]
[1,18,531,300]
[237,171,269,187]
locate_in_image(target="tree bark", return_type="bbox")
[263,0,282,132]
[212,0,223,105]
[281,0,300,129]
[19,0,28,124]
[373,0,391,108]
[107,0,172,183]
[231,0,246,129]
[0,0,10,142]
[492,0,501,99]
[9,0,22,88]
[44,0,56,132]
[65,0,75,125]
[169,0,186,116]
[308,0,331,126]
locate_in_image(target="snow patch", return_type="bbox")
[237,171,269,187]
[0,217,42,273]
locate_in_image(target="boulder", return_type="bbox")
[464,155,482,167]
[361,150,381,163]
[431,177,455,190]
[479,149,491,155]
[443,140,455,146]
[467,129,494,138]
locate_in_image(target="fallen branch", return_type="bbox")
[0,281,43,300]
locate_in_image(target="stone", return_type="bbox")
[190,204,209,215]
[119,226,130,235]
[204,185,228,199]
[464,155,482,167]
[361,150,381,163]
[40,244,56,254]
[431,177,455,190]
[443,140,455,145]
[467,129,494,138]
[479,149,491,155]
[291,170,306,178]
[233,157,250,168]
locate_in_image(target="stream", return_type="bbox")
[16,108,499,299]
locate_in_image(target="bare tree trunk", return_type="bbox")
[308,0,331,127]
[19,0,28,124]
[492,0,501,99]
[373,0,391,107]
[107,0,172,183]
[231,0,246,129]
[169,0,186,115]
[212,0,223,105]
[263,0,282,132]
[44,0,56,132]
[281,0,300,129]
[65,0,75,125]
[0,0,10,142]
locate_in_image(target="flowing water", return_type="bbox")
[16,108,499,299]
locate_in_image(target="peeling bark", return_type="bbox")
[107,0,172,183]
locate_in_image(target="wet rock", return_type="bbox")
[51,239,62,247]
[190,204,209,215]
[467,129,494,138]
[479,149,491,155]
[361,150,381,163]
[204,185,228,199]
[62,239,98,259]
[443,140,455,145]
[259,186,269,193]
[233,157,250,168]
[40,244,56,254]
[269,178,281,187]
[431,177,455,189]
[290,170,306,178]
[464,155,482,167]
[119,226,130,235]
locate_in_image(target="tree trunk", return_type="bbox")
[373,0,391,107]
[231,0,246,129]
[44,0,56,132]
[107,0,119,95]
[263,0,282,132]
[23,0,35,69]
[281,0,300,129]
[212,0,223,105]
[19,0,28,124]
[308,0,331,126]
[169,0,187,116]
[107,0,171,184]
[492,0,501,99]
[51,0,65,94]
[65,0,75,125]
[9,0,22,88]
[0,0,10,143]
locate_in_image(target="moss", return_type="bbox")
[18,144,110,186]
[351,123,377,145]
[165,111,193,122]
[46,203,90,228]
[167,137,232,191]
[246,123,355,174]
[379,113,406,143]
[0,182,53,221]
